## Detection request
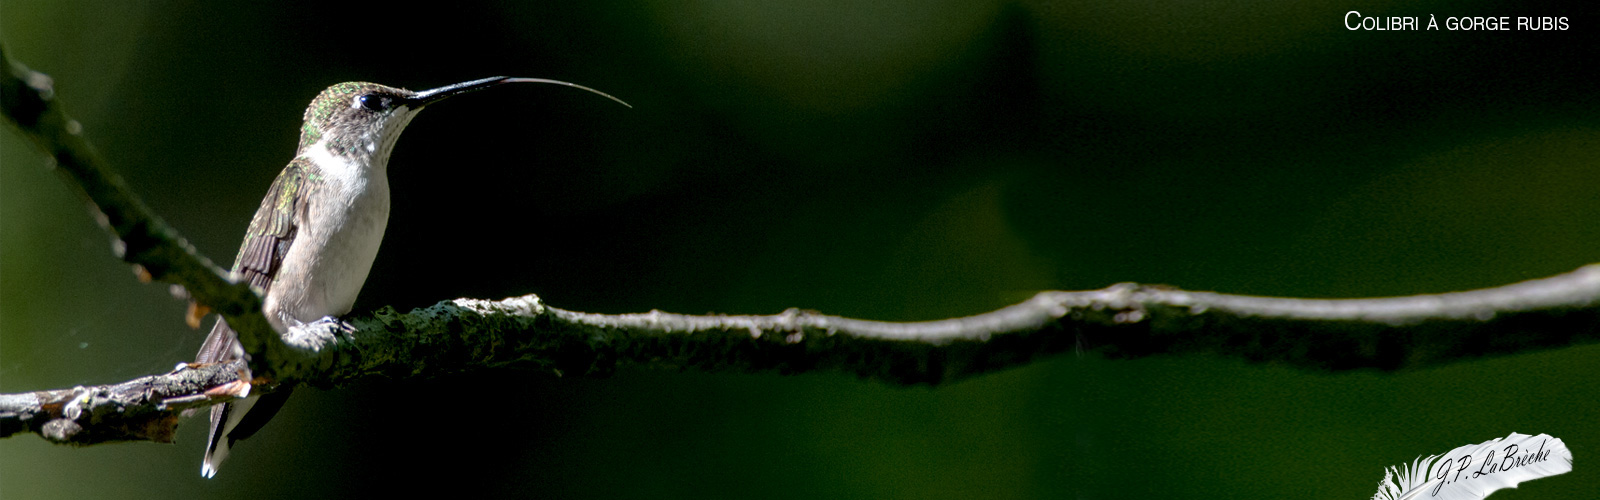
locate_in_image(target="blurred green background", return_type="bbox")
[3,1,1598,498]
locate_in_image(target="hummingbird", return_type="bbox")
[193,76,627,478]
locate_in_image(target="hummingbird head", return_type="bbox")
[295,77,628,163]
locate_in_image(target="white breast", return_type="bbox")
[263,141,391,331]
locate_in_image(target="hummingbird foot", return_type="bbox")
[309,315,357,334]
[282,316,359,352]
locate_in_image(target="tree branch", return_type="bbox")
[0,43,308,378]
[0,361,245,445]
[8,265,1600,445]
[298,265,1600,387]
[4,44,1599,447]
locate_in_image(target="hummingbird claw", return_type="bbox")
[311,315,357,335]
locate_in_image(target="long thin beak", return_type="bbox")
[408,76,631,108]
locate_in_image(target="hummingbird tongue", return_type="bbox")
[500,78,631,108]
[408,76,630,108]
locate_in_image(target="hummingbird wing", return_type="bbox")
[196,157,311,477]
[196,157,309,362]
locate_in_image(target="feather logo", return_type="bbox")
[1371,432,1572,500]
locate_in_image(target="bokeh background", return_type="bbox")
[3,1,1598,498]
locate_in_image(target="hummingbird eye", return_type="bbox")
[357,94,394,112]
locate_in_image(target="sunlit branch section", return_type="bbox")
[0,362,243,445]
[306,267,1600,389]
